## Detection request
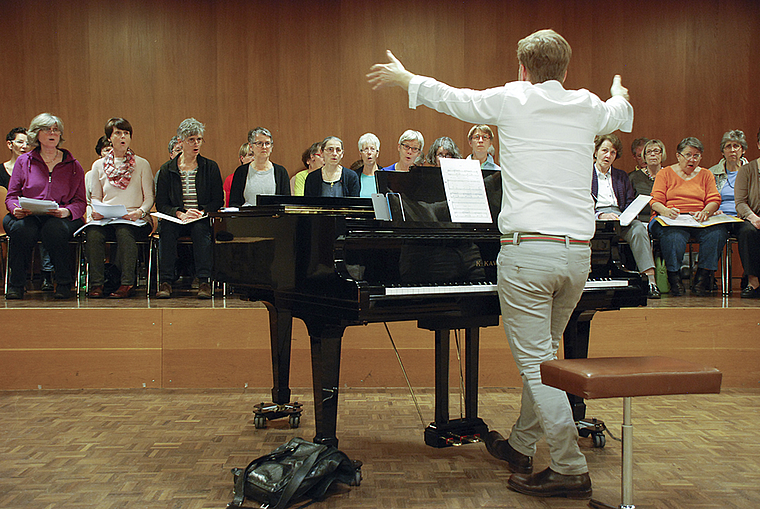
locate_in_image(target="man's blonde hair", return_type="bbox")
[516,29,571,84]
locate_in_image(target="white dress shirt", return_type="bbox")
[408,76,633,240]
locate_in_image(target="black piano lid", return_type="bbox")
[375,166,502,230]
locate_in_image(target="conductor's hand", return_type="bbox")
[367,50,414,91]
[610,75,629,101]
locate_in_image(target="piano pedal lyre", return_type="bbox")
[252,401,304,429]
[424,418,489,448]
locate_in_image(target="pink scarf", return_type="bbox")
[103,148,136,190]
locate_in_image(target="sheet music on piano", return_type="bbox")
[439,158,493,223]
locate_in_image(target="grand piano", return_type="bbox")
[212,167,646,448]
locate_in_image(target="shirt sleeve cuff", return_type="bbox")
[408,75,424,110]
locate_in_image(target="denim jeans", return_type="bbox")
[649,220,727,272]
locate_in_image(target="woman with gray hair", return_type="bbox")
[709,129,748,217]
[228,126,289,207]
[426,136,463,166]
[155,118,224,299]
[382,130,424,172]
[355,132,382,197]
[3,113,86,299]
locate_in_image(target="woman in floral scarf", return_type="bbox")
[85,117,154,298]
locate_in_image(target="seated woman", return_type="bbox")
[735,128,760,298]
[628,139,666,222]
[224,142,254,207]
[85,117,154,299]
[592,134,659,298]
[426,136,462,166]
[649,137,728,297]
[709,129,748,218]
[382,130,424,172]
[228,127,290,207]
[354,133,382,197]
[466,125,500,170]
[3,113,86,300]
[304,136,360,197]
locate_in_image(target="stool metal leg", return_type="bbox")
[621,396,634,508]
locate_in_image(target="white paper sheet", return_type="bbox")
[439,159,492,223]
[19,197,58,213]
[91,201,128,219]
[618,195,651,226]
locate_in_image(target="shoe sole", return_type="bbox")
[507,479,592,499]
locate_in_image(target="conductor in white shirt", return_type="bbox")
[368,29,633,500]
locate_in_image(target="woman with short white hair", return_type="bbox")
[383,130,424,172]
[355,133,381,197]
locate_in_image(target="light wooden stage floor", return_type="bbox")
[1,386,759,509]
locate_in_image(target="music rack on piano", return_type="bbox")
[212,167,647,448]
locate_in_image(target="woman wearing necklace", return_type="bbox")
[85,118,154,299]
[649,137,728,297]
[228,127,290,207]
[3,113,86,300]
[304,136,360,197]
[629,139,666,222]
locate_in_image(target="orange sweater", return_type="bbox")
[650,165,720,217]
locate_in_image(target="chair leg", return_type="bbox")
[622,397,634,507]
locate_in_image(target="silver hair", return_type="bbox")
[426,136,462,165]
[176,118,205,140]
[719,129,747,152]
[358,132,381,152]
[247,126,273,145]
[677,137,704,154]
[27,113,65,148]
[398,129,424,151]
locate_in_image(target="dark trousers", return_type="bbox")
[158,218,213,282]
[737,220,760,277]
[649,220,728,272]
[85,222,152,286]
[3,213,84,287]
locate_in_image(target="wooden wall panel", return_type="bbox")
[2,0,756,185]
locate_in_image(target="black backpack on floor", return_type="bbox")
[228,437,362,509]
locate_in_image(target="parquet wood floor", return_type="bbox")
[1,387,758,508]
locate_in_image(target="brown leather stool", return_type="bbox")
[541,356,722,509]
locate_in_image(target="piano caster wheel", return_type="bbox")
[289,415,300,429]
[254,415,267,429]
[592,433,606,448]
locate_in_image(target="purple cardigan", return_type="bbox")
[5,148,87,220]
[591,165,635,212]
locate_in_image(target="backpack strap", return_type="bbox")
[270,445,323,509]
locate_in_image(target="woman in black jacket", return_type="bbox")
[229,127,290,207]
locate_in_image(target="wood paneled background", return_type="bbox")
[0,0,758,180]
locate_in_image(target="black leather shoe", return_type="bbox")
[54,284,72,299]
[508,467,592,499]
[667,271,684,296]
[5,286,25,300]
[483,431,533,474]
[741,285,760,299]
[692,268,713,296]
[647,282,661,299]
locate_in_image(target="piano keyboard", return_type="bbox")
[384,278,629,296]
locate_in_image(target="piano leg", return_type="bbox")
[263,303,293,405]
[434,329,451,425]
[306,321,346,448]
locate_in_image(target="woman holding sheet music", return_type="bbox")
[591,134,659,298]
[3,113,86,300]
[85,118,154,299]
[648,137,728,297]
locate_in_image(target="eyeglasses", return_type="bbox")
[252,141,272,148]
[644,148,662,156]
[436,151,454,159]
[678,152,701,161]
[185,137,203,145]
[12,139,29,146]
[400,142,421,154]
[470,134,491,141]
[41,127,61,134]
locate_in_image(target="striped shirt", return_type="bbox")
[180,167,199,209]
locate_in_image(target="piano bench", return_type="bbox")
[540,356,722,509]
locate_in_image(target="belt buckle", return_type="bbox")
[513,232,520,245]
